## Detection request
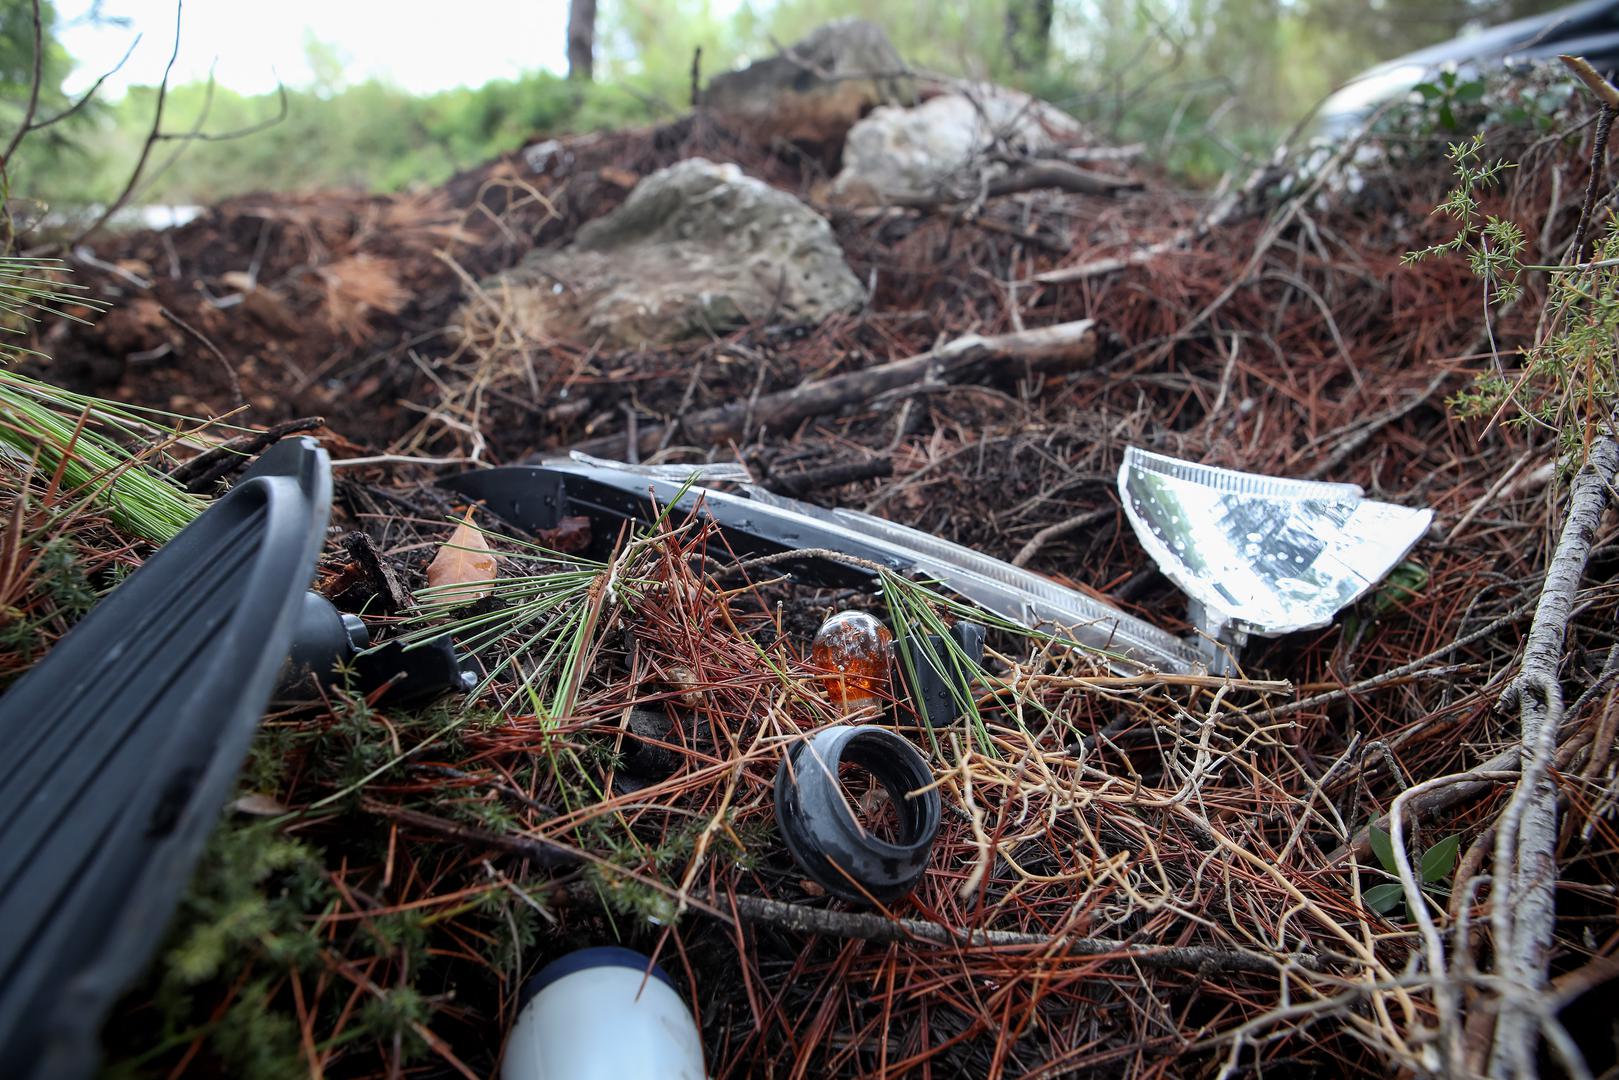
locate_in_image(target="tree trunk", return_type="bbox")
[567,0,597,82]
[1003,0,1054,67]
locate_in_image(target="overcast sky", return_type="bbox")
[56,0,573,96]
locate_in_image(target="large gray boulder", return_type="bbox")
[701,19,912,144]
[472,159,865,348]
[829,85,1085,206]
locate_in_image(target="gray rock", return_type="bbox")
[473,159,865,348]
[829,85,1086,206]
[701,19,912,144]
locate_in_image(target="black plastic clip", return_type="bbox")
[898,620,985,728]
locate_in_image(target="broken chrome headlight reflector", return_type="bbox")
[1118,447,1433,654]
[442,455,1203,675]
[743,484,1205,674]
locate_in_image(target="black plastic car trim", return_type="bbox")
[0,436,332,1080]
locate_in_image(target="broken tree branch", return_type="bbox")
[574,319,1100,458]
[169,415,325,491]
[1487,434,1618,1079]
[1559,54,1619,111]
[70,1,185,247]
[714,891,1313,974]
[986,159,1143,198]
[0,0,44,174]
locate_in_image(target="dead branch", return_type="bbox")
[342,530,412,614]
[70,1,185,247]
[360,798,575,866]
[69,2,289,248]
[575,319,1101,458]
[1487,434,1618,1079]
[986,159,1143,198]
[168,415,325,491]
[758,456,893,498]
[26,35,141,135]
[160,304,245,409]
[1011,506,1113,567]
[0,0,44,174]
[714,891,1314,974]
[1559,54,1619,111]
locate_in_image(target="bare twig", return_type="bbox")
[27,34,141,134]
[160,304,244,409]
[0,0,45,172]
[574,319,1101,458]
[1487,434,1618,1079]
[712,891,1314,974]
[1011,506,1113,567]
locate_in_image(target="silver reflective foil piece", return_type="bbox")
[1118,447,1433,649]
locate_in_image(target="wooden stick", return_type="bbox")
[574,319,1100,458]
[987,160,1142,198]
[1559,54,1619,110]
[714,890,1315,974]
[1487,434,1619,1078]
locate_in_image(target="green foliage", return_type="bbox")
[204,980,306,1080]
[1407,127,1619,454]
[1363,825,1460,916]
[358,987,430,1061]
[13,68,661,210]
[1375,61,1577,149]
[122,822,331,1078]
[15,0,1580,205]
[164,823,328,985]
[1514,220,1619,448]
[398,521,614,717]
[1411,68,1488,134]
[0,535,97,668]
[1404,133,1524,303]
[1371,560,1429,617]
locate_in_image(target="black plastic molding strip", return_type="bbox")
[0,437,332,1079]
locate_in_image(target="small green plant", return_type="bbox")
[1404,133,1524,302]
[1403,127,1619,454]
[1410,69,1488,134]
[1363,825,1461,916]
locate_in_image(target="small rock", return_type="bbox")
[701,19,913,144]
[829,85,1086,206]
[468,159,865,348]
[620,707,679,780]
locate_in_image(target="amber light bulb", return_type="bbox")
[811,611,892,713]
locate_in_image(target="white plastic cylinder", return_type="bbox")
[501,946,706,1080]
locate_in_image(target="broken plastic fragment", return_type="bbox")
[1118,446,1433,665]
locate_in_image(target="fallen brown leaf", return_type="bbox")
[232,793,289,816]
[425,510,499,600]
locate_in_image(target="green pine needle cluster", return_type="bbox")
[0,256,207,543]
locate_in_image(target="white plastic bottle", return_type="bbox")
[502,946,707,1079]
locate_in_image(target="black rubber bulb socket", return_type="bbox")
[773,725,941,905]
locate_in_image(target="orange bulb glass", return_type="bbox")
[811,611,892,712]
